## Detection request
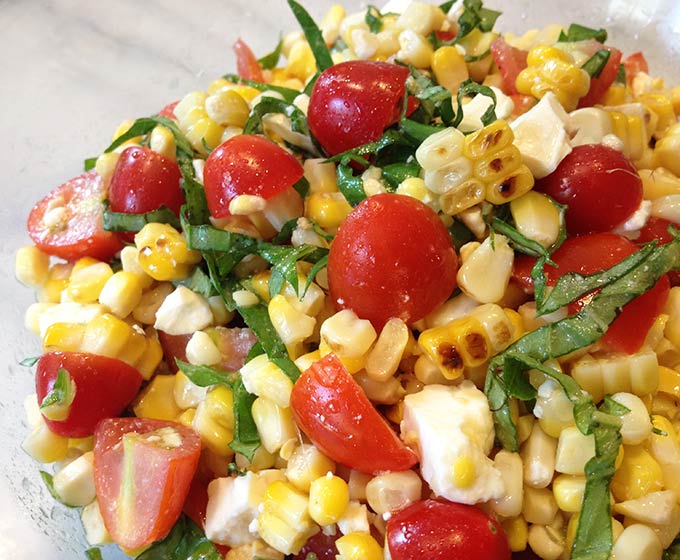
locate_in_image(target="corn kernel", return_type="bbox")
[335,532,382,560]
[286,444,336,492]
[66,262,114,303]
[16,246,50,288]
[192,385,235,457]
[135,223,201,281]
[251,397,297,454]
[148,125,176,160]
[305,192,353,233]
[452,455,476,488]
[309,474,350,526]
[98,271,143,318]
[133,375,183,421]
[432,46,469,94]
[611,445,664,502]
[502,516,528,552]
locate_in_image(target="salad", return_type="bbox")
[13,0,680,559]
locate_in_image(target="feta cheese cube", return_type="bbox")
[154,285,213,335]
[458,87,515,133]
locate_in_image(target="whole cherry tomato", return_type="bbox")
[328,193,458,329]
[94,418,201,550]
[27,171,124,261]
[578,46,622,108]
[490,37,528,95]
[290,354,418,475]
[308,60,410,155]
[203,135,304,218]
[233,38,264,83]
[536,144,642,235]
[386,499,510,560]
[35,351,142,438]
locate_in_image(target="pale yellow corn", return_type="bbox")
[133,374,183,421]
[517,414,535,445]
[610,392,653,445]
[365,470,421,516]
[24,302,55,335]
[38,262,73,303]
[491,450,524,518]
[186,116,225,155]
[510,191,561,248]
[192,385,234,457]
[112,118,141,144]
[135,223,201,281]
[173,370,209,409]
[205,89,250,127]
[397,29,433,68]
[639,167,680,200]
[309,474,350,526]
[42,322,85,353]
[502,516,528,552]
[185,330,221,366]
[97,271,143,318]
[320,5,346,45]
[320,309,376,359]
[555,426,595,475]
[432,46,469,94]
[611,445,664,502]
[335,532,382,560]
[610,524,663,560]
[354,371,405,404]
[66,262,114,304]
[147,125,176,160]
[22,420,69,463]
[655,126,680,182]
[81,500,113,546]
[521,422,557,488]
[639,93,676,139]
[415,127,465,172]
[268,294,316,346]
[286,40,316,82]
[240,354,293,408]
[119,246,154,289]
[305,192,353,233]
[527,524,564,560]
[80,313,142,361]
[15,246,50,288]
[522,486,558,525]
[251,397,297,454]
[457,29,497,82]
[174,91,207,123]
[304,159,338,194]
[285,443,336,492]
[364,318,409,382]
[457,235,514,304]
[553,474,586,513]
[94,152,121,185]
[396,2,445,36]
[535,379,575,438]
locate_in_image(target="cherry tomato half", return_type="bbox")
[290,353,418,475]
[386,499,510,560]
[203,135,304,218]
[578,46,622,108]
[637,217,680,286]
[536,144,642,235]
[490,37,528,95]
[308,61,410,155]
[545,233,669,353]
[158,100,179,119]
[328,193,458,329]
[35,351,142,438]
[623,52,648,86]
[27,171,124,261]
[94,417,201,550]
[233,38,264,83]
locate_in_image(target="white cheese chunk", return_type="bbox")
[337,501,370,535]
[381,0,412,14]
[458,87,515,133]
[205,470,286,547]
[154,285,213,335]
[510,92,572,179]
[401,382,504,504]
[613,200,652,236]
[568,107,613,147]
[52,451,96,507]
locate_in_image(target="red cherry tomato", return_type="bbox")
[328,193,458,329]
[490,37,528,95]
[290,354,418,475]
[386,499,510,560]
[27,171,124,261]
[233,38,264,83]
[636,217,680,286]
[545,233,669,353]
[510,94,537,116]
[203,135,304,218]
[623,52,648,86]
[536,144,642,235]
[108,146,184,237]
[578,47,622,108]
[158,100,179,119]
[308,61,410,155]
[292,531,339,560]
[35,352,142,438]
[94,417,201,550]
[434,30,457,42]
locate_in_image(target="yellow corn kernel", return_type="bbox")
[94,152,120,185]
[259,481,316,555]
[185,117,224,155]
[397,29,433,68]
[510,191,561,248]
[639,168,680,200]
[119,246,154,289]
[135,223,201,281]
[22,421,70,464]
[42,322,85,353]
[656,127,680,178]
[432,46,469,94]
[16,245,50,288]
[553,474,586,513]
[286,444,336,492]
[320,309,377,360]
[174,91,207,123]
[309,474,350,526]
[639,93,676,139]
[457,235,514,303]
[268,294,316,346]
[365,318,410,382]
[452,455,476,488]
[602,83,628,106]
[112,118,141,144]
[335,532,382,560]
[486,164,535,205]
[38,263,73,303]
[304,158,338,194]
[205,89,250,127]
[657,366,680,398]
[132,374,183,421]
[98,271,143,318]
[286,40,316,82]
[607,109,647,161]
[80,313,131,357]
[474,145,523,184]
[66,262,114,303]
[611,445,664,502]
[134,336,163,380]
[456,29,497,83]
[176,408,196,428]
[149,125,176,160]
[503,517,528,552]
[192,385,234,457]
[305,192,353,233]
[464,119,515,160]
[251,397,297,454]
[240,354,293,408]
[527,46,572,66]
[320,5,346,45]
[438,179,486,215]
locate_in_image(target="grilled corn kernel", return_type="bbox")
[132,375,183,421]
[16,246,50,288]
[415,127,465,172]
[192,385,234,457]
[335,532,382,560]
[135,223,201,281]
[98,271,143,318]
[309,474,350,526]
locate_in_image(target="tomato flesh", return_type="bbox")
[27,171,124,261]
[328,193,458,329]
[290,354,418,474]
[203,135,304,218]
[292,531,339,560]
[94,418,201,550]
[536,144,642,235]
[623,52,648,86]
[578,47,622,108]
[490,37,528,95]
[35,352,142,438]
[637,217,680,286]
[158,100,179,119]
[233,38,264,83]
[387,499,510,560]
[308,61,410,155]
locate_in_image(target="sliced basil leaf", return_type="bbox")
[20,356,40,367]
[491,217,551,259]
[39,368,73,410]
[85,548,103,560]
[39,471,77,508]
[83,157,97,171]
[229,377,260,460]
[258,37,283,69]
[102,202,181,232]
[174,266,215,298]
[287,0,334,72]
[365,5,383,33]
[244,96,310,137]
[103,116,194,159]
[381,162,422,189]
[558,23,608,43]
[337,160,368,206]
[439,0,455,13]
[582,49,611,78]
[175,359,237,388]
[453,79,497,128]
[258,243,328,298]
[179,158,211,227]
[223,73,301,103]
[245,341,265,363]
[293,175,311,198]
[136,516,222,560]
[303,253,328,297]
[400,118,444,143]
[456,0,501,41]
[615,63,627,85]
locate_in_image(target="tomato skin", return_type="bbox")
[387,499,510,560]
[490,37,528,95]
[623,52,648,86]
[290,354,418,475]
[292,531,339,560]
[233,38,264,83]
[308,61,410,155]
[158,100,179,119]
[546,233,669,353]
[536,144,642,235]
[35,352,142,438]
[637,217,680,286]
[94,418,201,550]
[578,47,622,108]
[27,171,124,261]
[328,193,458,329]
[203,135,304,218]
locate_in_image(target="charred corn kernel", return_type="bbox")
[251,397,297,454]
[205,89,250,127]
[320,4,345,44]
[510,191,561,248]
[335,532,382,560]
[268,294,316,346]
[457,235,514,303]
[365,318,409,381]
[192,385,234,457]
[397,29,433,68]
[527,524,564,560]
[98,271,143,318]
[522,486,558,525]
[305,192,352,233]
[148,125,176,160]
[304,158,338,194]
[415,127,465,172]
[135,223,201,281]
[487,164,534,204]
[309,474,350,526]
[639,93,676,139]
[286,40,316,82]
[259,481,316,555]
[15,246,50,288]
[432,46,469,94]
[656,125,680,178]
[94,152,120,184]
[320,309,377,359]
[185,117,224,155]
[611,445,664,502]
[439,179,486,214]
[22,420,69,463]
[553,474,586,513]
[286,444,336,492]
[42,322,85,353]
[119,246,154,289]
[555,426,595,475]
[365,471,421,516]
[133,374,183,421]
[606,107,648,161]
[516,45,590,111]
[522,423,557,488]
[502,516,528,552]
[185,330,221,366]
[66,262,114,303]
[241,354,293,408]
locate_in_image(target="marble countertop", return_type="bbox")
[1,1,678,558]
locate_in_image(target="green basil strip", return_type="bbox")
[293,175,311,198]
[453,80,497,128]
[491,217,552,259]
[183,219,258,255]
[303,254,329,297]
[246,341,265,363]
[83,157,97,172]
[287,0,334,72]
[439,0,455,13]
[85,548,103,560]
[456,0,502,41]
[465,49,492,63]
[135,516,222,560]
[175,359,238,388]
[381,162,422,189]
[243,96,310,136]
[102,202,181,232]
[258,243,328,298]
[336,160,368,206]
[229,378,261,460]
[178,158,211,227]
[174,266,215,298]
[204,254,238,311]
[258,37,283,69]
[582,49,611,78]
[616,63,627,85]
[400,118,444,143]
[304,71,321,96]
[325,130,406,163]
[39,368,71,410]
[365,5,383,33]
[20,356,40,367]
[222,74,301,103]
[558,23,608,43]
[103,116,193,158]
[39,470,77,508]
[236,303,301,382]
